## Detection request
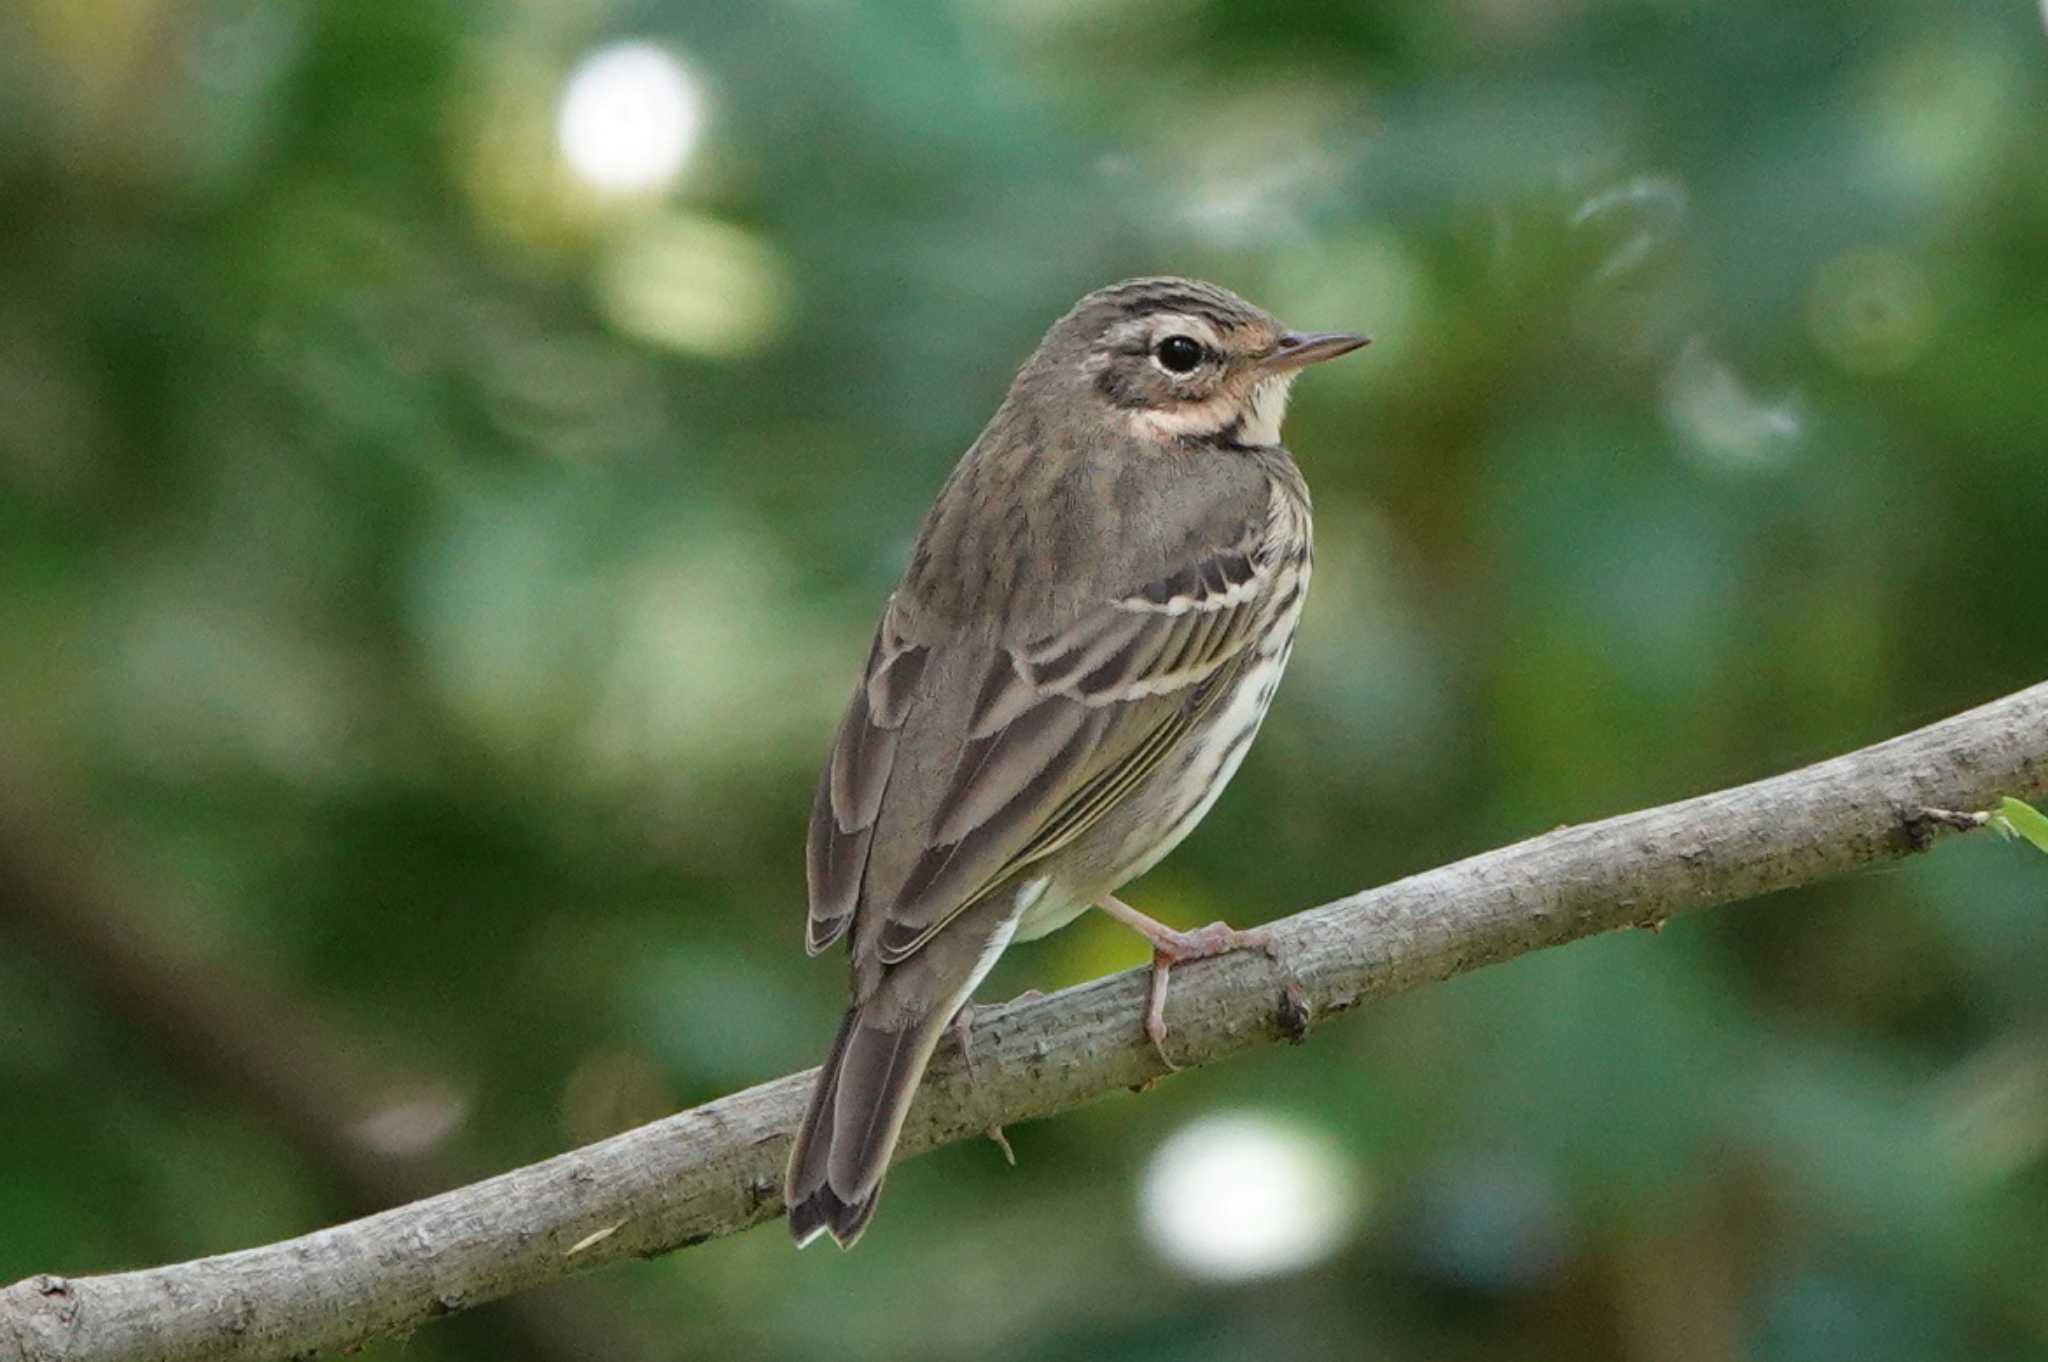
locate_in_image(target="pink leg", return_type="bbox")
[1094,895,1277,1069]
[949,990,1047,1161]
[948,988,1048,1075]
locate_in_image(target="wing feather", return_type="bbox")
[806,600,926,955]
[871,536,1277,965]
[933,694,1098,845]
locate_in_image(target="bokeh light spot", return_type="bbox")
[556,41,704,194]
[1807,247,1936,376]
[1663,336,1803,474]
[594,213,790,358]
[1139,1111,1363,1282]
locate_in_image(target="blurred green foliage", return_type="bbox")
[2,0,2046,1358]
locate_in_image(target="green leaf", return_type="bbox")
[1991,797,2048,856]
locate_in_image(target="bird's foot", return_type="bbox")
[1094,895,1277,1070]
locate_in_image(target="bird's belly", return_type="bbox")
[1010,890,1095,942]
[1105,643,1290,883]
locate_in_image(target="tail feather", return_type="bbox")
[785,1010,855,1248]
[784,1004,951,1248]
[786,891,1027,1248]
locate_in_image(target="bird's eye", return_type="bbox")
[1153,334,1204,374]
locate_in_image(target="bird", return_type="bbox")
[785,276,1367,1249]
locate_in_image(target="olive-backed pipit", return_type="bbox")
[787,276,1367,1248]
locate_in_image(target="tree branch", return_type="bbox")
[5,679,2046,1362]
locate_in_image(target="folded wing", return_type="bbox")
[858,537,1277,963]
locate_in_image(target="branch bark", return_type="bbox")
[5,679,2046,1362]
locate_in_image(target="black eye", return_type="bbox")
[1153,334,1204,374]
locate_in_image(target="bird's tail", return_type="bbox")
[784,996,955,1249]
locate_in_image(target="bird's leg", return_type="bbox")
[1094,895,1277,1069]
[949,1003,978,1075]
[947,989,1046,1159]
[947,989,1048,1074]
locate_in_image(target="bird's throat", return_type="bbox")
[1127,374,1296,450]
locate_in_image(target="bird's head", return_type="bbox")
[1028,276,1368,449]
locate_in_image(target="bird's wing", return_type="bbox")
[805,525,1287,963]
[805,595,927,954]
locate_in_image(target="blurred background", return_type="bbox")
[3,0,2046,1358]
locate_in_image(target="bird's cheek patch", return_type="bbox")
[1128,393,1239,443]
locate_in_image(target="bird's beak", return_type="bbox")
[1261,330,1372,372]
